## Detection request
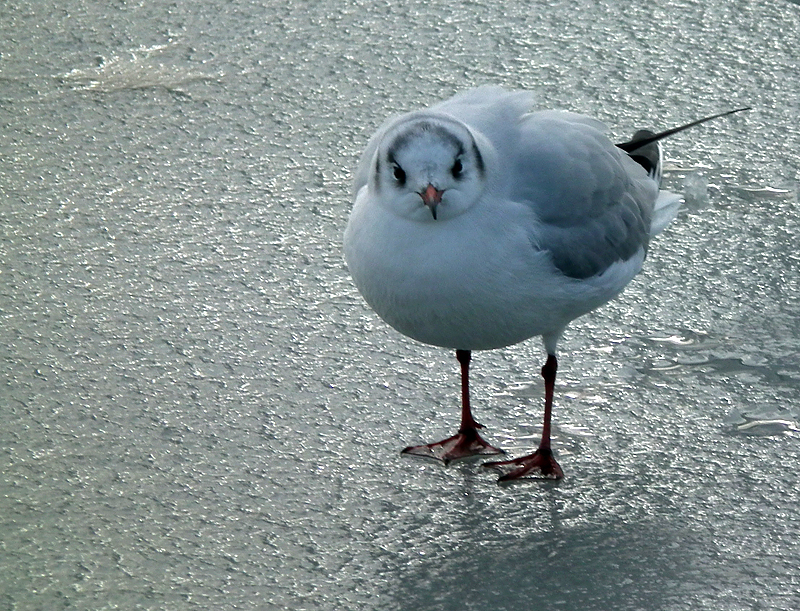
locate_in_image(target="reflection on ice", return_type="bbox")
[733,416,800,437]
[60,44,220,92]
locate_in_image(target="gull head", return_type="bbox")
[370,115,488,222]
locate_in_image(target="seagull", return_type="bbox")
[343,86,748,482]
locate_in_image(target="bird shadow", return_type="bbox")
[386,490,716,611]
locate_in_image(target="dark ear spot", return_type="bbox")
[472,142,485,177]
[372,156,382,192]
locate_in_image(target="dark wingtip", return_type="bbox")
[616,106,751,153]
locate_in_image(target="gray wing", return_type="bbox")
[510,111,658,279]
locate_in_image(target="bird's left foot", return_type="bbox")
[401,427,505,465]
[482,447,564,482]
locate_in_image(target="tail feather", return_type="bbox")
[650,190,682,235]
[616,107,751,155]
[617,107,750,236]
[626,129,663,185]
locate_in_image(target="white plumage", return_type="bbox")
[343,86,739,481]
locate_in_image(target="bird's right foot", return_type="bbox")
[482,447,564,482]
[401,427,505,465]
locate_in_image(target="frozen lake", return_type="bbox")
[2,0,799,609]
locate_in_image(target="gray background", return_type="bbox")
[2,0,799,609]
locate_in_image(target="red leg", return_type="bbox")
[402,350,505,465]
[483,353,564,481]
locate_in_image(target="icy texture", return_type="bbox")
[1,1,799,610]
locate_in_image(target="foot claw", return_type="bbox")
[483,448,564,482]
[402,428,505,465]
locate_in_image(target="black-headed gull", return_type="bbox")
[343,86,747,481]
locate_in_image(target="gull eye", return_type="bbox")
[392,164,406,185]
[451,158,463,179]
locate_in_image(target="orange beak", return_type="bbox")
[420,184,443,219]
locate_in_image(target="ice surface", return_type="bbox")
[1,0,799,610]
[683,172,710,210]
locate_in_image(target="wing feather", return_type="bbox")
[506,112,658,279]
